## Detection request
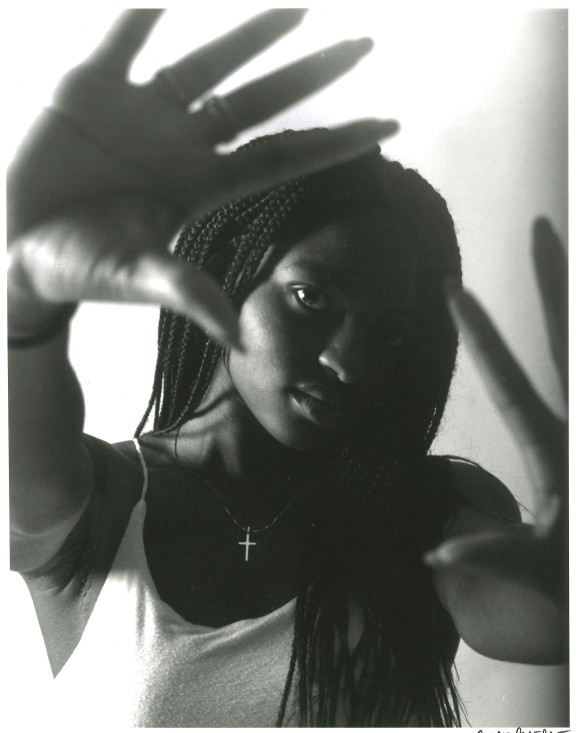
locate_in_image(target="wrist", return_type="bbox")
[7,245,78,345]
[8,303,78,348]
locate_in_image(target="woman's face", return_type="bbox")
[226,213,415,452]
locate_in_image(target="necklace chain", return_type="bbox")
[173,425,304,536]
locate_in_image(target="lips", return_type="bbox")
[289,383,364,429]
[295,383,354,408]
[289,390,349,429]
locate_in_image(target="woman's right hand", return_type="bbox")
[7,195,246,348]
[8,10,398,349]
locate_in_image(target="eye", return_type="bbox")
[292,286,332,313]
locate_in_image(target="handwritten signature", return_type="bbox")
[477,728,570,733]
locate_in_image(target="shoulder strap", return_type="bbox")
[132,438,149,500]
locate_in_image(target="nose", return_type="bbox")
[318,314,367,384]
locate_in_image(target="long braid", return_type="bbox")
[135,306,170,436]
[136,131,464,725]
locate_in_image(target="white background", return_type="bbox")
[4,3,569,727]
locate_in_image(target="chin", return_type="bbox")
[236,387,354,454]
[264,416,350,454]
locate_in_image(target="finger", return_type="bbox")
[151,10,307,104]
[88,10,164,76]
[125,253,243,351]
[532,217,568,402]
[67,246,241,350]
[444,284,563,485]
[201,120,399,212]
[534,494,561,538]
[191,38,374,140]
[425,529,567,613]
[424,525,533,569]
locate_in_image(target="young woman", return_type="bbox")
[8,10,567,727]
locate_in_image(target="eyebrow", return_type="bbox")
[284,258,415,318]
[284,258,342,287]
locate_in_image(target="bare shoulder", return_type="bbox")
[77,434,145,552]
[448,458,521,526]
[126,430,179,468]
[21,434,143,583]
[20,434,145,676]
[11,435,139,576]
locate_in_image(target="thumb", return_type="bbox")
[423,525,548,586]
[122,251,243,351]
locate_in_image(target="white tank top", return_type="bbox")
[51,439,297,728]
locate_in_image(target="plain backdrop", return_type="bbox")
[4,3,569,728]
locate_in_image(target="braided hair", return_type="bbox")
[137,131,465,725]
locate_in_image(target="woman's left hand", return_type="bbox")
[426,217,567,609]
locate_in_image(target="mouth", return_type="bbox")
[289,386,356,429]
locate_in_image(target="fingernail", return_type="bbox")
[352,37,374,55]
[363,119,400,137]
[218,324,245,353]
[423,551,437,566]
[423,544,454,566]
[423,550,441,567]
[337,37,374,59]
[423,550,445,567]
[231,333,246,353]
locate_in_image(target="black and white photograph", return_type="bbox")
[6,4,568,728]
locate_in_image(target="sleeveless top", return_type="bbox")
[51,439,297,728]
[46,443,463,727]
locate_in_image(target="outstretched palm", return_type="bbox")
[8,10,396,348]
[9,10,393,239]
[429,219,567,606]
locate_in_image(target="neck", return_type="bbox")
[172,362,338,519]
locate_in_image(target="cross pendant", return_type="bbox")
[238,527,257,562]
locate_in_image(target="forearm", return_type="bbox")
[9,328,91,526]
[8,248,91,542]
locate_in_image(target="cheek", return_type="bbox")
[229,292,309,392]
[240,297,282,354]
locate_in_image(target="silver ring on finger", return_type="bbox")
[153,67,191,108]
[194,96,238,145]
